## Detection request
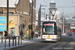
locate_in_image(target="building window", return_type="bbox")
[0,12,3,14]
[9,12,14,14]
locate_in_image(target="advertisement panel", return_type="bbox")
[70,24,75,29]
[0,17,6,31]
[9,18,14,28]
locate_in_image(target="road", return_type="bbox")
[10,36,75,50]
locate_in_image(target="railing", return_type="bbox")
[0,36,22,50]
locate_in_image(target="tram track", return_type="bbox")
[46,36,71,50]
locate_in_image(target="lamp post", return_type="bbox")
[29,0,33,40]
[7,0,9,36]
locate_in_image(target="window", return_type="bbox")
[9,12,14,14]
[0,12,3,14]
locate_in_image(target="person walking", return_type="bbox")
[4,31,7,36]
[31,31,34,40]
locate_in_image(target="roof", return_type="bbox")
[0,0,19,7]
[50,0,55,3]
[43,20,56,22]
[0,7,16,8]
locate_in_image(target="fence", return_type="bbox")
[0,36,22,50]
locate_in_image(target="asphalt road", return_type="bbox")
[10,36,75,50]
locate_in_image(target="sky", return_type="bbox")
[0,0,75,15]
[0,0,18,7]
[36,0,75,15]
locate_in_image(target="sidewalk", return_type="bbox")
[0,39,22,50]
[0,36,41,50]
[64,34,75,38]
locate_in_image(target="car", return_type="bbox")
[69,33,72,36]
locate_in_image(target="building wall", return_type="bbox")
[0,15,23,36]
[0,7,16,14]
[61,23,70,34]
[16,0,36,37]
[0,0,36,37]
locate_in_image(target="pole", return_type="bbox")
[63,13,64,34]
[22,21,25,40]
[46,14,47,20]
[38,4,41,36]
[31,0,33,32]
[7,0,9,35]
[28,0,33,40]
[28,1,31,40]
[44,10,45,20]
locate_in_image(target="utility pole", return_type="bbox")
[28,0,33,40]
[31,0,33,32]
[46,14,47,20]
[7,0,9,35]
[62,12,65,34]
[38,4,41,36]
[44,10,45,20]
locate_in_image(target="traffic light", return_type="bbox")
[29,25,32,29]
[23,24,25,28]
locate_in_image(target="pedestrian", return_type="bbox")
[4,31,7,36]
[31,31,34,40]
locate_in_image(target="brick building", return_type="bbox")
[0,7,23,36]
[0,0,36,37]
[15,0,36,37]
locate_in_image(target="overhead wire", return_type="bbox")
[71,0,75,7]
[43,0,49,5]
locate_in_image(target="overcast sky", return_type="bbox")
[0,0,18,7]
[36,0,75,15]
[0,0,75,15]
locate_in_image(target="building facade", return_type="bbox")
[0,7,23,36]
[0,0,36,37]
[15,0,36,37]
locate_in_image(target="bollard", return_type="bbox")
[12,37,14,47]
[18,37,19,46]
[21,36,22,45]
[4,36,23,49]
[9,37,10,47]
[5,36,6,49]
[15,36,16,46]
[1,36,3,43]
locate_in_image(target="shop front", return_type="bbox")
[0,17,6,36]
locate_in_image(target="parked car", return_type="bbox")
[69,33,72,36]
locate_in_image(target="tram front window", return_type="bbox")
[43,24,54,35]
